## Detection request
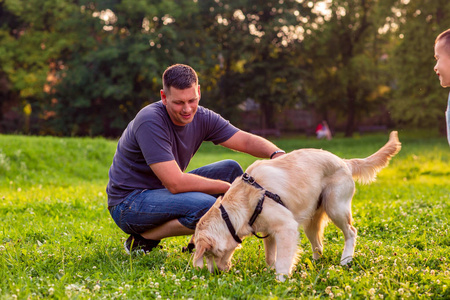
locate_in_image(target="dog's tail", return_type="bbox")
[344,131,401,184]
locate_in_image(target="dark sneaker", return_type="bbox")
[181,243,195,253]
[124,234,161,254]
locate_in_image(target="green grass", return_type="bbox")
[0,132,449,299]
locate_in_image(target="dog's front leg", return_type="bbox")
[263,234,276,268]
[274,224,299,282]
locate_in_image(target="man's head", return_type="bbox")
[434,29,450,88]
[162,64,198,94]
[161,64,200,126]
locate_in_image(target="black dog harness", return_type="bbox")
[219,173,287,243]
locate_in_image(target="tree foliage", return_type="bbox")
[388,0,450,129]
[1,0,449,136]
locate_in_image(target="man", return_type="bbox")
[107,64,286,253]
[434,28,450,145]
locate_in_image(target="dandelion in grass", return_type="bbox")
[398,288,404,295]
[345,286,352,293]
[369,288,375,296]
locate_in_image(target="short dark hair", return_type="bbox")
[436,29,450,53]
[162,64,198,93]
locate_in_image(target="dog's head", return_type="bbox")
[193,197,241,273]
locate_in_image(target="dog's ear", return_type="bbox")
[193,239,211,268]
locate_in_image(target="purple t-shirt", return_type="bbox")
[106,101,239,206]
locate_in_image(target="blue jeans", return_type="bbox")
[109,160,243,235]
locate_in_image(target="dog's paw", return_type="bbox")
[276,274,287,282]
[340,256,353,266]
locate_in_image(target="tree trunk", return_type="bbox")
[344,87,356,137]
[261,101,276,129]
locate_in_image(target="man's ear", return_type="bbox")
[197,84,201,102]
[160,89,167,105]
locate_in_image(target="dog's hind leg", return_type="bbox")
[324,183,357,265]
[303,207,327,260]
[263,234,277,269]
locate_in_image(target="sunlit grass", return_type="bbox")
[0,132,449,299]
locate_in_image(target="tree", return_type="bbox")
[303,0,397,136]
[388,0,450,130]
[48,0,208,136]
[0,0,74,133]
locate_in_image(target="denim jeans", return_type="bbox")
[109,159,243,235]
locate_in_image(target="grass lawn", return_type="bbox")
[0,131,449,299]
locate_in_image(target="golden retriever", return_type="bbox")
[193,131,401,281]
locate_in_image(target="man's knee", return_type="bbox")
[222,159,243,172]
[221,159,243,182]
[179,196,217,229]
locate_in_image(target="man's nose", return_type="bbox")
[182,103,191,113]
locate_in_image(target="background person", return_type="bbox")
[434,28,450,146]
[315,120,332,140]
[106,64,286,253]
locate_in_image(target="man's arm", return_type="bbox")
[150,160,231,194]
[220,130,285,159]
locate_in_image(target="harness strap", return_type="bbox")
[248,194,265,226]
[219,204,242,244]
[242,173,288,239]
[242,173,286,208]
[248,194,270,239]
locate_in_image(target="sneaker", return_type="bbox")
[181,243,195,253]
[124,234,161,254]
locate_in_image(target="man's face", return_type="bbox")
[161,84,200,126]
[434,40,450,88]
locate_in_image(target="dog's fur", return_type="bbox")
[193,131,401,281]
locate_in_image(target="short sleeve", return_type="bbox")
[200,108,239,145]
[135,120,175,165]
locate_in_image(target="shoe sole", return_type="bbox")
[124,240,146,255]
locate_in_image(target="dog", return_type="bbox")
[193,131,401,281]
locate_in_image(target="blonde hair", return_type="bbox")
[436,29,450,53]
